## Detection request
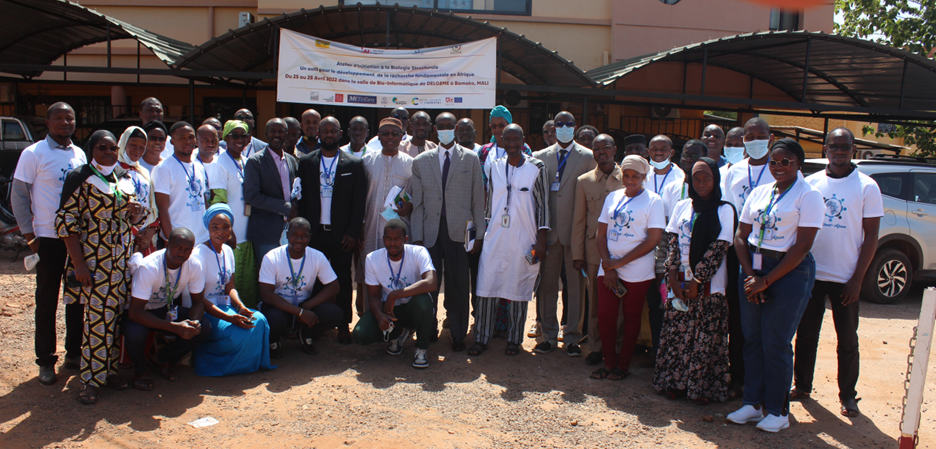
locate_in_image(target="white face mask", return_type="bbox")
[437,129,455,145]
[93,160,118,176]
[743,139,770,160]
[649,158,670,170]
[724,146,746,164]
[556,126,575,143]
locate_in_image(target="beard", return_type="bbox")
[321,139,340,151]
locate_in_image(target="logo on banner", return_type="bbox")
[310,92,320,101]
[411,97,420,105]
[421,98,442,105]
[335,94,344,103]
[381,97,389,105]
[361,48,371,54]
[450,45,462,54]
[455,97,463,103]
[348,95,377,104]
[315,40,330,49]
[392,97,407,105]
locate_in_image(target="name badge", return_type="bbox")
[244,204,252,216]
[682,264,693,282]
[167,305,179,322]
[322,186,333,198]
[752,252,763,270]
[501,214,510,228]
[550,182,560,192]
[216,295,231,306]
[608,231,620,242]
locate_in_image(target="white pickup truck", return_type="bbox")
[1,116,46,225]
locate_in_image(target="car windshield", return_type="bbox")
[801,160,826,177]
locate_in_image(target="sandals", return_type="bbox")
[505,343,521,356]
[133,375,154,391]
[607,368,629,381]
[467,343,487,356]
[157,363,180,382]
[789,388,811,401]
[78,384,99,405]
[841,398,861,417]
[590,368,609,380]
[105,375,129,391]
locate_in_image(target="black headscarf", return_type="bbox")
[60,130,127,209]
[687,157,737,270]
[142,120,168,136]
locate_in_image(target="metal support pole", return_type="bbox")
[700,45,708,96]
[106,23,112,69]
[496,39,501,104]
[386,11,391,49]
[681,62,688,106]
[189,78,195,124]
[63,53,66,81]
[898,59,909,110]
[582,96,588,124]
[898,288,936,449]
[800,37,811,103]
[137,42,141,84]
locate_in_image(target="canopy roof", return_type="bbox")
[0,0,194,78]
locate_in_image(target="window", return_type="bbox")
[871,173,907,200]
[1,120,26,141]
[769,9,800,31]
[912,173,936,205]
[342,0,532,15]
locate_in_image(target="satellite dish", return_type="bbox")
[505,90,522,107]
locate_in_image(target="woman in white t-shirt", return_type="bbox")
[727,138,823,433]
[592,155,665,381]
[192,204,276,376]
[653,157,736,404]
[117,126,159,255]
[140,120,167,174]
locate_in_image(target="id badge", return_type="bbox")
[167,305,179,322]
[501,214,510,228]
[322,186,333,198]
[752,252,763,270]
[608,231,620,242]
[550,182,560,192]
[244,204,252,216]
[683,264,693,282]
[217,295,231,306]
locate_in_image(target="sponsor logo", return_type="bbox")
[381,97,389,104]
[348,95,377,104]
[411,97,420,105]
[315,40,330,49]
[420,98,442,105]
[310,92,320,101]
[360,48,371,54]
[445,97,464,104]
[454,97,463,103]
[392,97,407,105]
[335,93,344,103]
[450,45,462,54]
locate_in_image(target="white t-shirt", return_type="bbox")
[724,158,774,212]
[644,164,685,197]
[666,200,736,295]
[740,180,824,252]
[131,249,205,310]
[152,155,210,244]
[12,136,87,238]
[216,150,249,243]
[319,155,337,225]
[341,143,367,159]
[806,168,885,283]
[258,245,337,305]
[719,164,731,192]
[194,153,226,191]
[190,243,235,306]
[661,180,690,222]
[597,189,666,282]
[126,165,152,210]
[364,244,435,306]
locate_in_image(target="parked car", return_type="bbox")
[802,156,936,304]
[0,116,47,226]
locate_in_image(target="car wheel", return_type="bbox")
[862,248,912,305]
[862,151,875,159]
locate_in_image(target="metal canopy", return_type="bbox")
[0,0,194,78]
[587,31,936,113]
[173,4,595,88]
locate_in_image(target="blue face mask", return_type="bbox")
[744,139,770,160]
[556,126,575,144]
[724,146,745,164]
[437,129,455,145]
[649,158,670,170]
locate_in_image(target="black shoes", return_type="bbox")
[452,339,466,352]
[585,351,603,366]
[566,344,583,357]
[533,341,553,354]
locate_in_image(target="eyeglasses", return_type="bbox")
[769,158,795,167]
[554,121,575,128]
[149,136,167,142]
[227,133,248,140]
[681,153,701,161]
[826,144,854,152]
[379,131,402,138]
[94,144,118,153]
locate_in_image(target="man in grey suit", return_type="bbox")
[532,111,597,356]
[244,118,299,268]
[411,112,486,352]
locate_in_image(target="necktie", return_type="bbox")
[441,150,450,217]
[557,149,568,183]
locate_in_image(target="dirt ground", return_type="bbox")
[0,249,935,449]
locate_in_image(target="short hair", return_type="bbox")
[575,125,599,139]
[826,127,855,144]
[744,117,769,132]
[284,116,301,127]
[684,138,708,156]
[46,101,74,119]
[288,217,311,233]
[384,218,408,236]
[727,126,744,139]
[169,121,194,137]
[542,119,555,130]
[141,97,162,108]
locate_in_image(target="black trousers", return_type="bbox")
[726,249,745,386]
[262,301,343,344]
[794,280,860,401]
[310,227,355,325]
[34,237,82,367]
[123,306,212,377]
[646,276,664,358]
[427,217,471,341]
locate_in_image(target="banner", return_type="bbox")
[277,29,496,109]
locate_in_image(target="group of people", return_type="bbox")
[13,97,881,434]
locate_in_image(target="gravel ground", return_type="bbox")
[0,249,934,448]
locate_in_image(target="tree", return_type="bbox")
[837,0,936,156]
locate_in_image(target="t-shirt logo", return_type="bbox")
[755,209,781,241]
[387,276,409,291]
[679,218,693,239]
[613,209,634,230]
[58,162,76,183]
[824,194,847,224]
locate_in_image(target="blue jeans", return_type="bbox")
[739,251,816,416]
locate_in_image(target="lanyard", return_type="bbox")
[504,158,523,213]
[173,155,201,193]
[226,151,244,181]
[654,166,671,194]
[689,210,699,233]
[680,183,687,201]
[748,163,768,193]
[756,180,797,250]
[243,141,254,158]
[495,144,505,160]
[613,189,644,220]
[386,249,405,288]
[321,155,338,187]
[208,241,227,287]
[287,250,306,296]
[164,253,182,310]
[89,164,122,205]
[555,148,571,182]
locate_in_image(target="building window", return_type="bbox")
[769,9,800,31]
[341,0,532,15]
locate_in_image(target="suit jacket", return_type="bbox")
[243,147,297,245]
[411,144,486,247]
[532,141,597,246]
[400,140,438,158]
[296,149,368,242]
[572,165,624,265]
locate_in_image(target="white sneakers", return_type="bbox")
[413,349,428,369]
[387,328,411,356]
[527,322,541,338]
[726,405,791,432]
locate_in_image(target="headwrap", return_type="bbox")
[622,134,646,147]
[222,120,249,139]
[117,126,148,177]
[619,154,650,174]
[203,203,234,229]
[379,117,403,131]
[489,106,512,143]
[687,157,736,272]
[142,120,168,136]
[770,137,806,164]
[86,130,119,175]
[60,130,128,209]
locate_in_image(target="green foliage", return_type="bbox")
[835,0,936,55]
[862,122,936,156]
[704,110,738,120]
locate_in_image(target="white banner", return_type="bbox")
[276,29,496,109]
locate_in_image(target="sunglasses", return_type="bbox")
[149,136,167,142]
[681,153,701,161]
[227,133,249,140]
[769,158,795,167]
[379,131,402,138]
[826,144,854,153]
[554,121,575,128]
[94,144,119,153]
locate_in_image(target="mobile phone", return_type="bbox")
[613,280,628,298]
[66,273,83,289]
[525,247,538,265]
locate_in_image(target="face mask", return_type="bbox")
[556,126,575,143]
[93,161,118,176]
[744,139,770,160]
[724,146,745,164]
[437,129,455,145]
[649,158,670,170]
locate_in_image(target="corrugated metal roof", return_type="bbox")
[586,30,936,112]
[0,0,194,78]
[174,4,595,88]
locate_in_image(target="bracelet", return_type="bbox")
[762,276,770,287]
[298,309,303,317]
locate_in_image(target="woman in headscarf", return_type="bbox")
[653,157,737,404]
[192,203,276,376]
[117,126,159,255]
[140,120,168,173]
[56,130,144,404]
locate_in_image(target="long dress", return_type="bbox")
[357,151,414,284]
[56,169,136,388]
[191,243,276,376]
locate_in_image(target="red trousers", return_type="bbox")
[597,276,653,372]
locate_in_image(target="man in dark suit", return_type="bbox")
[244,118,298,268]
[296,116,368,344]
